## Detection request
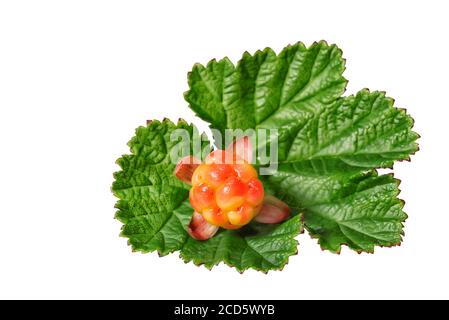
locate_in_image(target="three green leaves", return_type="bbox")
[112,41,419,272]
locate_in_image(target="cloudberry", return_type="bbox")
[174,136,291,241]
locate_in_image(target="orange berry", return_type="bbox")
[233,163,258,183]
[178,144,267,237]
[246,178,264,206]
[191,164,210,186]
[202,208,228,227]
[205,163,236,188]
[192,163,236,188]
[189,183,216,212]
[227,203,257,226]
[215,177,247,211]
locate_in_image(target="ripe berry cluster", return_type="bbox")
[189,150,264,229]
[174,136,290,241]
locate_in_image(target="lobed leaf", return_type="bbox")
[185,41,347,135]
[185,41,418,254]
[112,119,302,270]
[112,41,419,271]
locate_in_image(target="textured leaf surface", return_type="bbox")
[112,41,419,272]
[185,41,419,253]
[112,120,199,255]
[304,173,406,253]
[186,41,347,137]
[182,215,302,272]
[266,170,406,253]
[112,120,302,270]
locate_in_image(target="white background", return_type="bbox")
[0,0,447,299]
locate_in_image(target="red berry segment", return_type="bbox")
[233,163,257,183]
[191,164,208,185]
[227,204,257,226]
[246,178,264,206]
[206,164,235,188]
[202,208,228,227]
[189,184,216,212]
[216,177,247,211]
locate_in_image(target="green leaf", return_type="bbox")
[112,119,202,256]
[279,89,418,169]
[181,215,303,273]
[185,41,347,134]
[266,169,406,253]
[112,41,419,271]
[304,173,406,253]
[185,41,418,253]
[112,119,303,270]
